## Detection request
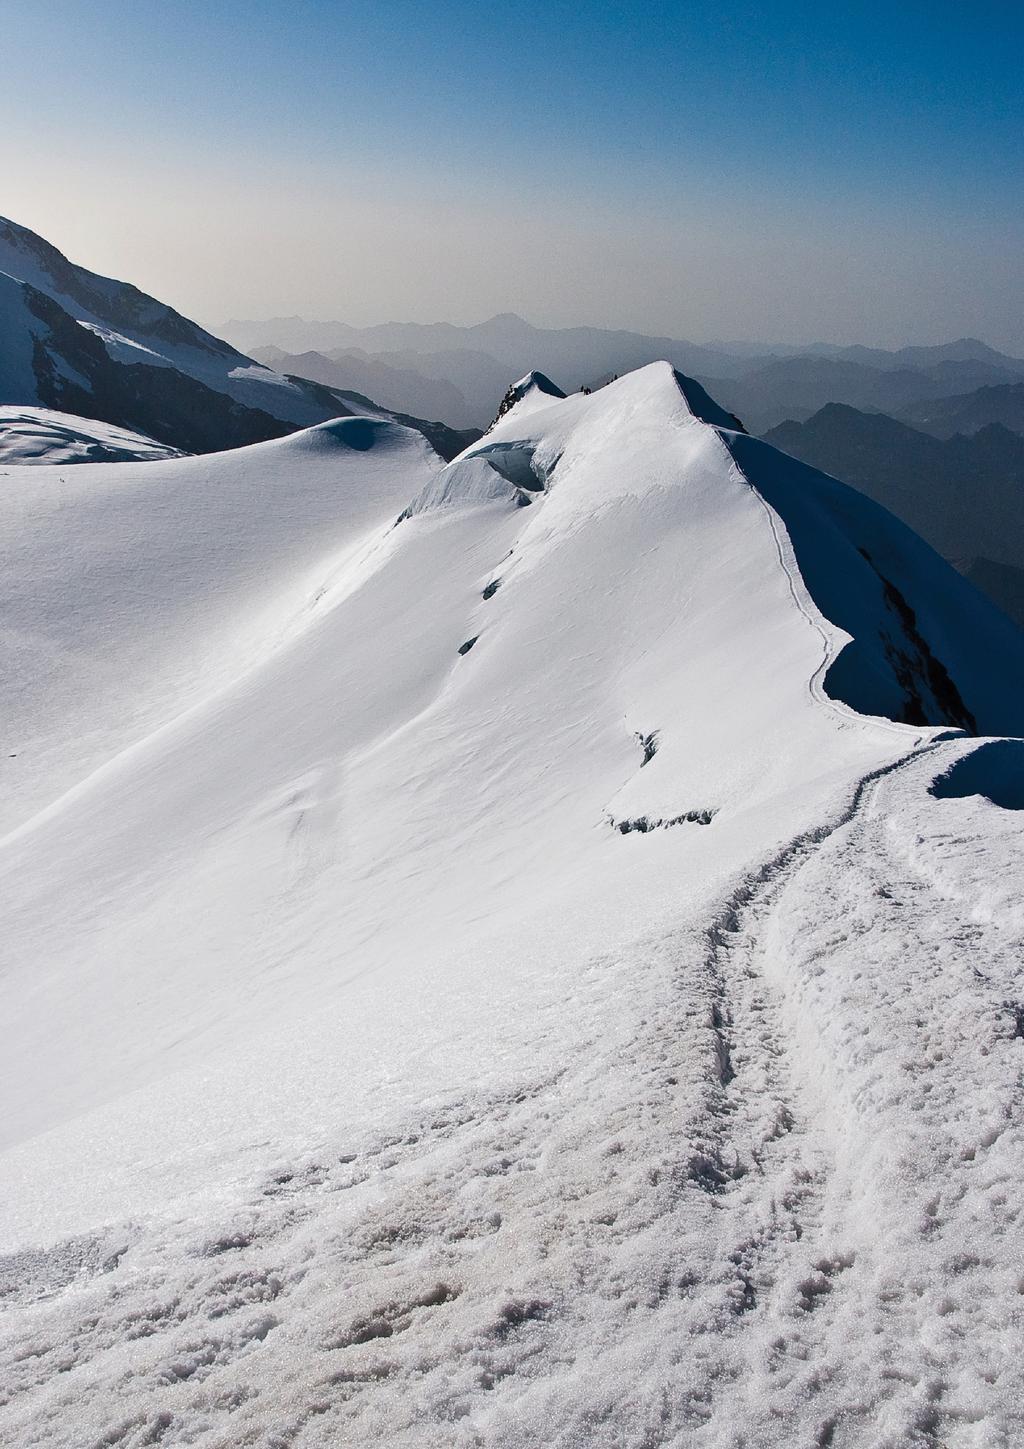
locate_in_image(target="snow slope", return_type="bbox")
[0,406,184,464]
[1,364,1022,1447]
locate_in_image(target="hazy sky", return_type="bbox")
[5,0,1023,350]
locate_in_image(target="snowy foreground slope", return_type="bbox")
[1,365,1023,1447]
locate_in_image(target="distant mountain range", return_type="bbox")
[0,217,477,460]
[250,346,482,431]
[895,381,1024,438]
[222,312,750,386]
[225,314,756,430]
[765,404,1024,626]
[702,356,1024,434]
[2,216,1021,634]
[222,312,1024,433]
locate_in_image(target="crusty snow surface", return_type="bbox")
[1,366,1023,1448]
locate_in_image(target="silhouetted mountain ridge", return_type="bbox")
[895,381,1024,438]
[700,356,1024,434]
[222,312,1024,431]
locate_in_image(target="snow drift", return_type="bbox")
[0,405,184,464]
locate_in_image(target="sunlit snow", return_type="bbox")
[1,365,1022,1447]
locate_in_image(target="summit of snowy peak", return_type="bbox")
[581,359,748,432]
[480,362,745,454]
[487,360,746,436]
[490,370,567,426]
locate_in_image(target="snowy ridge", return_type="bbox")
[490,369,567,426]
[1,363,1022,1446]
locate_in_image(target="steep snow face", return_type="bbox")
[721,432,1024,735]
[0,406,184,464]
[0,217,323,427]
[1,364,1023,1447]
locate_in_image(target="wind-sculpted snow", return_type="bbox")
[0,406,184,464]
[1,363,1022,1446]
[0,416,440,836]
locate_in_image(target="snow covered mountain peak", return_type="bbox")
[490,368,567,425]
[2,352,1024,1444]
[0,215,234,361]
[455,361,1023,735]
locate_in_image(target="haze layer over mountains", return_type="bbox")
[224,313,1024,434]
[2,217,1024,1447]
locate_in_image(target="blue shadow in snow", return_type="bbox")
[930,741,1024,811]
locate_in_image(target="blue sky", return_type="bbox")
[5,0,1023,347]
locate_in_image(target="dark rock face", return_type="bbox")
[489,373,566,429]
[856,548,976,733]
[25,286,291,455]
[612,809,716,833]
[0,218,238,362]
